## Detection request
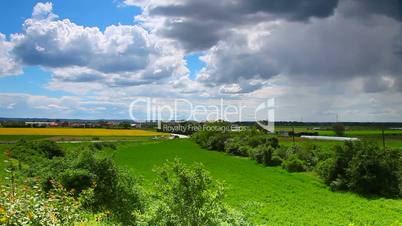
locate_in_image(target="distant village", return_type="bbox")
[0,118,155,129]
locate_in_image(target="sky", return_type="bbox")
[0,0,401,122]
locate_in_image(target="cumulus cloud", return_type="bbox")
[0,33,22,76]
[32,2,58,20]
[9,2,187,88]
[1,1,402,121]
[124,0,402,94]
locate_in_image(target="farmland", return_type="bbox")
[1,126,401,225]
[83,139,402,225]
[0,128,165,137]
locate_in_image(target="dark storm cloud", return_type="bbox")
[342,0,402,21]
[147,0,340,51]
[240,0,339,21]
[197,4,402,93]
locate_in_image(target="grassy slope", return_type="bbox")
[112,139,402,225]
[0,144,9,182]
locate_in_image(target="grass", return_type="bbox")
[275,126,402,137]
[278,136,402,149]
[109,139,402,225]
[0,128,166,137]
[0,144,9,182]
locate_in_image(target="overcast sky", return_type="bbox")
[0,0,401,121]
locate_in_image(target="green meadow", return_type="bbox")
[1,130,401,225]
[102,139,402,225]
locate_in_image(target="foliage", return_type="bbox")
[11,139,64,160]
[90,142,117,151]
[191,122,231,151]
[193,125,279,161]
[281,155,307,172]
[0,165,91,226]
[136,159,247,226]
[252,144,282,166]
[8,141,144,225]
[333,123,345,136]
[112,139,402,225]
[225,136,250,157]
[37,140,65,159]
[318,141,402,197]
[66,150,145,224]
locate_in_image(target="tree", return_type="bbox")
[137,160,246,225]
[333,123,345,136]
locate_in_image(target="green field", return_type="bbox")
[1,130,401,225]
[105,139,402,225]
[0,144,9,182]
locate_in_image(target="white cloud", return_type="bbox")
[0,33,22,76]
[32,2,58,20]
[9,3,188,89]
[1,1,402,121]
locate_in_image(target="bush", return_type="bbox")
[37,140,65,159]
[136,160,247,225]
[11,142,145,224]
[247,135,279,149]
[11,140,64,160]
[333,123,345,137]
[316,158,336,184]
[192,125,230,151]
[317,141,402,197]
[73,150,144,224]
[225,137,250,156]
[0,177,90,225]
[59,169,93,195]
[282,155,307,172]
[253,144,282,166]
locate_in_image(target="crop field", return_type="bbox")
[0,128,166,137]
[275,126,402,137]
[105,139,402,225]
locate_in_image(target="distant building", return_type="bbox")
[231,125,241,132]
[49,122,59,127]
[131,123,142,128]
[25,122,52,127]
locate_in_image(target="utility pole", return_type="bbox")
[381,127,386,149]
[292,126,295,146]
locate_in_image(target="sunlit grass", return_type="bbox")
[111,139,402,225]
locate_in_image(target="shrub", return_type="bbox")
[316,158,336,184]
[11,140,64,160]
[192,128,230,152]
[91,142,104,150]
[333,123,345,136]
[37,140,65,159]
[253,144,281,166]
[136,160,247,225]
[318,141,402,197]
[282,155,307,172]
[225,137,249,156]
[59,168,93,195]
[346,143,401,197]
[247,135,279,149]
[73,150,144,224]
[295,143,327,170]
[0,177,90,225]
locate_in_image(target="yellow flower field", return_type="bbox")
[0,128,166,137]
